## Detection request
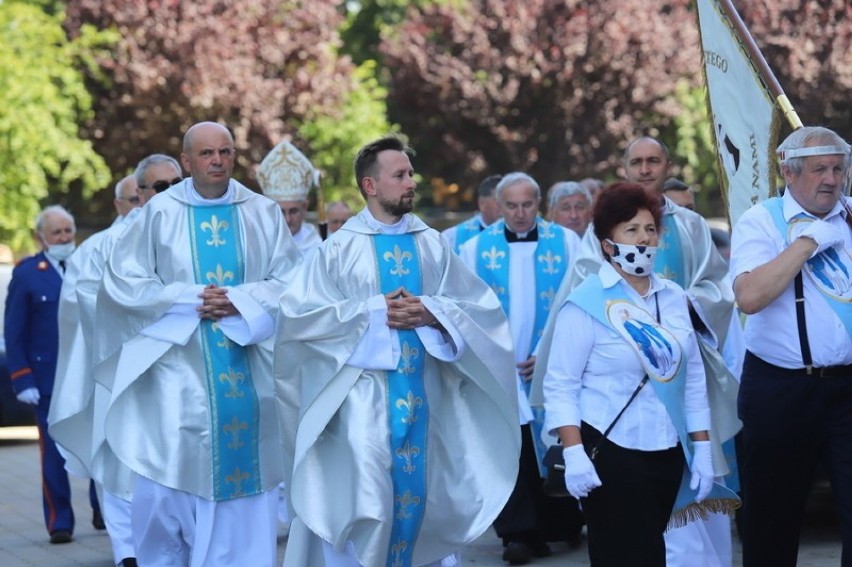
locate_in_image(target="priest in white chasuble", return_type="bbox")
[93,122,302,566]
[276,134,519,567]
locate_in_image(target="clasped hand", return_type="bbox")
[385,287,436,330]
[197,284,239,321]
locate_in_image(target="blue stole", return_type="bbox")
[656,212,686,287]
[567,274,740,524]
[764,197,852,339]
[188,204,261,501]
[475,218,568,476]
[452,214,483,254]
[475,218,567,354]
[372,233,429,567]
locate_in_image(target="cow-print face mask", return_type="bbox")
[605,240,657,277]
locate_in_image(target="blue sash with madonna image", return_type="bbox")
[567,275,741,526]
[372,233,429,567]
[764,197,852,340]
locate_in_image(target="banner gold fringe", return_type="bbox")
[667,497,742,531]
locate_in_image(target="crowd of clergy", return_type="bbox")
[5,120,850,567]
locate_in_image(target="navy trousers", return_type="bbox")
[738,352,852,567]
[35,396,100,534]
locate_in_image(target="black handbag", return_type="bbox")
[542,445,570,497]
[542,374,649,498]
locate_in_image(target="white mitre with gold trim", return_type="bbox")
[257,141,315,202]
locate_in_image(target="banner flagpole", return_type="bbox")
[695,0,802,228]
[314,169,328,240]
[715,0,802,130]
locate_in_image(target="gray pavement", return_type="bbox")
[0,426,842,566]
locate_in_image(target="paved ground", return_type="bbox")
[0,426,842,566]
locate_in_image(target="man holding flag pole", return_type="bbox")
[698,1,852,566]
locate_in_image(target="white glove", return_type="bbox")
[794,220,845,256]
[563,444,602,499]
[16,387,40,406]
[689,440,714,502]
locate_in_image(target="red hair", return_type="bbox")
[592,182,663,246]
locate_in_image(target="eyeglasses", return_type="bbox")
[121,195,141,205]
[139,177,183,193]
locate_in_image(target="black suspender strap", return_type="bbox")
[794,271,813,374]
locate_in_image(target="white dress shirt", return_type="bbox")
[730,190,852,368]
[543,262,711,451]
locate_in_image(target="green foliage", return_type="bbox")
[0,1,112,254]
[298,60,395,209]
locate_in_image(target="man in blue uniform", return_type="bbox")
[4,205,101,544]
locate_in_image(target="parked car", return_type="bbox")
[0,250,36,427]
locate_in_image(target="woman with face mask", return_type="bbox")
[540,183,728,567]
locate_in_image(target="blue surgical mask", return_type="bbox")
[46,242,76,262]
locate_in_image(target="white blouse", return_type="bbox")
[543,262,711,451]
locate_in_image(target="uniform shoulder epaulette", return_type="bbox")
[15,254,37,267]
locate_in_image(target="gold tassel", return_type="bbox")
[666,497,742,531]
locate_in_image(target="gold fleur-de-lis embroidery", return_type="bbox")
[539,222,556,240]
[491,284,506,296]
[223,415,248,449]
[219,368,245,398]
[396,391,423,424]
[206,264,234,287]
[488,223,503,235]
[537,250,562,275]
[224,466,250,496]
[396,440,421,474]
[482,246,506,270]
[395,489,421,519]
[540,287,555,312]
[211,322,234,349]
[201,215,229,247]
[398,341,420,375]
[383,245,413,276]
[660,265,677,282]
[390,539,408,567]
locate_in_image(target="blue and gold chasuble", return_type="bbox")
[568,275,740,526]
[188,205,261,501]
[764,197,852,339]
[475,218,567,476]
[372,234,429,567]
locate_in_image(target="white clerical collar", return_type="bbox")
[185,179,234,206]
[360,208,409,234]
